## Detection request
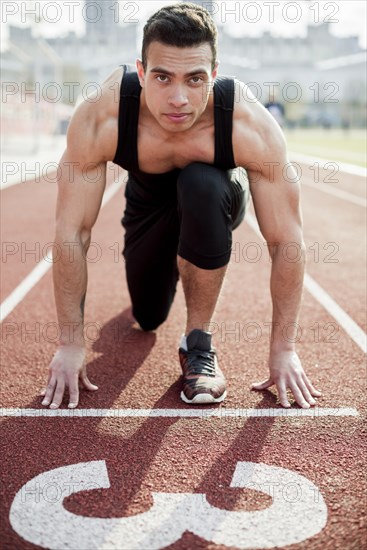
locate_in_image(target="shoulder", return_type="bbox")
[66,66,125,164]
[231,79,288,170]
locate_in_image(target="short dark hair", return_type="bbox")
[142,3,218,71]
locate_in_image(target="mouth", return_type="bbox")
[164,113,191,122]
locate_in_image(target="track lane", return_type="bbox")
[0,177,58,301]
[300,184,366,332]
[1,414,366,549]
[2,167,365,332]
[1,162,366,550]
[1,183,366,411]
[0,164,125,303]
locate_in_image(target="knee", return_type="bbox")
[133,309,168,332]
[177,163,225,205]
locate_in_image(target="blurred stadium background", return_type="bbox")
[1,0,366,165]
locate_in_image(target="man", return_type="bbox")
[41,3,321,410]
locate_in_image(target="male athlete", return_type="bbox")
[41,3,321,410]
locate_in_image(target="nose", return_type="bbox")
[168,85,189,108]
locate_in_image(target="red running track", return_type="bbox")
[0,160,366,549]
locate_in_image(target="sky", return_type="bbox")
[1,0,366,50]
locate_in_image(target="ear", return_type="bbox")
[212,60,219,80]
[136,59,145,87]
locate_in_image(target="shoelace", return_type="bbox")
[185,349,216,376]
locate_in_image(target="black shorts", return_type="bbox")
[121,162,249,331]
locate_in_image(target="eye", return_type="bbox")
[190,76,203,84]
[156,75,169,83]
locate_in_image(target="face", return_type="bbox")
[136,41,218,133]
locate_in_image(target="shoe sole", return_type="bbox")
[180,390,227,405]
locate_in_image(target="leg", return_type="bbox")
[122,178,180,331]
[177,259,227,335]
[176,163,249,404]
[177,163,248,335]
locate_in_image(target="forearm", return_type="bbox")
[252,242,321,408]
[52,234,90,347]
[269,241,306,351]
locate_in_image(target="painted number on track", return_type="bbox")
[10,460,327,549]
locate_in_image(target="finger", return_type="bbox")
[251,378,273,391]
[292,373,317,406]
[289,381,310,409]
[68,373,80,409]
[50,378,66,409]
[41,375,56,406]
[277,381,291,408]
[80,373,98,392]
[302,373,322,397]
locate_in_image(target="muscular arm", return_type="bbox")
[42,68,121,409]
[248,135,305,350]
[233,83,321,407]
[53,135,107,347]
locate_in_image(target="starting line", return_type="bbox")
[0,407,359,418]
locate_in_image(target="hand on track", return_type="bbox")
[40,345,98,409]
[251,350,322,408]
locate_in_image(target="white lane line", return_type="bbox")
[245,213,367,354]
[304,274,367,353]
[302,180,366,208]
[0,407,359,418]
[290,152,366,177]
[0,177,124,323]
[0,255,53,323]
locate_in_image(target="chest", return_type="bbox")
[136,122,215,174]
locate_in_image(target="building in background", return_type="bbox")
[1,0,366,128]
[218,21,366,127]
[2,0,139,103]
[84,0,119,43]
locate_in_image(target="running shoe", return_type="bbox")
[179,329,227,404]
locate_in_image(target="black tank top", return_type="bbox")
[113,64,236,186]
